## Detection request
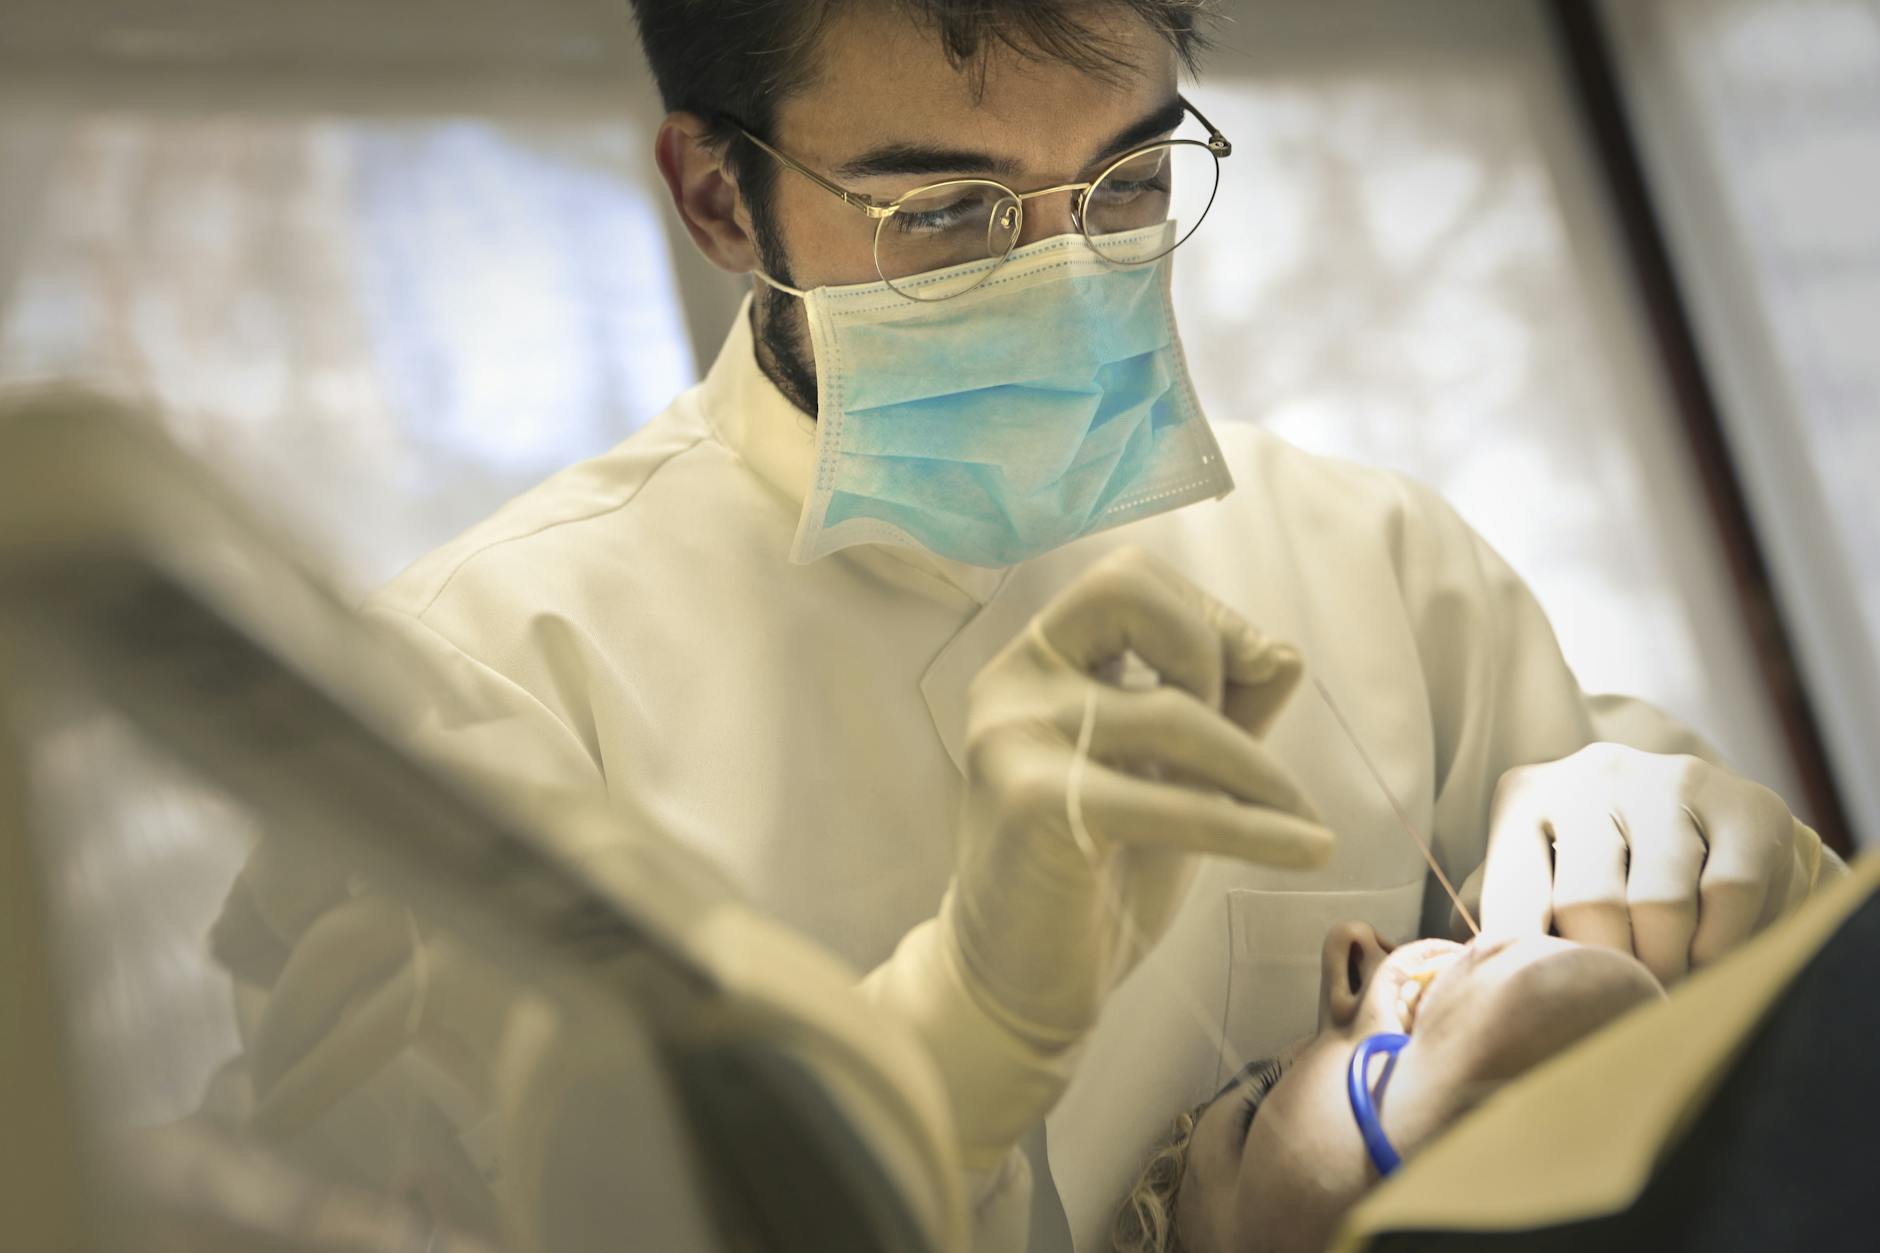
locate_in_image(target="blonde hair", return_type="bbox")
[1110,1103,1206,1253]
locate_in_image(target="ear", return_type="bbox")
[653,112,761,275]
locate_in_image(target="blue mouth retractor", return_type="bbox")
[1348,1031,1411,1177]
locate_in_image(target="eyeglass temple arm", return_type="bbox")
[735,126,899,220]
[1178,94,1233,158]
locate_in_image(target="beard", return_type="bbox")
[753,281,822,419]
[748,200,822,419]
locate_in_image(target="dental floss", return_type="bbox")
[1064,682,1257,1084]
[1058,669,1484,1114]
[1311,678,1480,938]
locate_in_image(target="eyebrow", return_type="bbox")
[1214,1056,1275,1106]
[1196,1055,1277,1188]
[1181,1057,1268,1228]
[829,96,1187,182]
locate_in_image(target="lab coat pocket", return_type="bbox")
[1215,879,1427,1088]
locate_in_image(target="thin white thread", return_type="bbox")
[404,909,431,1039]
[1055,673,1486,1144]
[1063,677,1253,1086]
[1312,678,1480,937]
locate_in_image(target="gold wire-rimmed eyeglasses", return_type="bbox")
[733,94,1232,302]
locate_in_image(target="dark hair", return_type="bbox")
[626,0,1220,279]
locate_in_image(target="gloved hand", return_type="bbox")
[951,547,1335,1048]
[246,894,513,1140]
[862,546,1334,1167]
[1467,743,1843,986]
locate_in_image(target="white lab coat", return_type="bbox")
[363,295,1716,1252]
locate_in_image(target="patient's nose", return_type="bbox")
[1320,921,1391,1029]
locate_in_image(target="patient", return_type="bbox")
[1110,923,1666,1253]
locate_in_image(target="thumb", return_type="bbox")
[1221,632,1304,739]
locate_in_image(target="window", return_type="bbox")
[1175,0,1805,810]
[1601,0,1880,844]
[0,116,694,588]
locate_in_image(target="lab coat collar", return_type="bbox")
[918,553,1107,777]
[919,584,1041,776]
[700,291,1009,608]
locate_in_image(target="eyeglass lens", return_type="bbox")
[875,141,1221,301]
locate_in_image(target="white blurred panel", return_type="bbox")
[1603,0,1880,847]
[1181,0,1803,808]
[27,706,256,1130]
[0,116,694,590]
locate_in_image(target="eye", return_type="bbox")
[1348,940,1365,996]
[889,190,993,236]
[1232,1057,1287,1145]
[1092,173,1168,203]
[1092,145,1175,204]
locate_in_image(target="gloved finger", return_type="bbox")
[251,896,412,1095]
[239,836,352,948]
[1076,759,1334,868]
[1688,805,1784,968]
[1222,638,1304,740]
[1088,684,1323,822]
[252,959,422,1137]
[1621,802,1706,986]
[1478,780,1555,937]
[1546,803,1633,955]
[1124,550,1300,735]
[1033,548,1226,706]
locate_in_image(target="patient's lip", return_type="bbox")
[1407,936,1528,1030]
[1384,944,1465,1031]
[1477,936,1520,959]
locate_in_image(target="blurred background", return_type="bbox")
[1,0,1875,1148]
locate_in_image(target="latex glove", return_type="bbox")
[866,548,1334,1168]
[247,895,514,1139]
[948,547,1335,1052]
[1470,743,1833,986]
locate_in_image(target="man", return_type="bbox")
[344,2,1837,1248]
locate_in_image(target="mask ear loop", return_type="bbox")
[751,268,809,299]
[1313,678,1479,938]
[1348,1032,1410,1177]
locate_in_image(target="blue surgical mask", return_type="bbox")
[755,221,1235,568]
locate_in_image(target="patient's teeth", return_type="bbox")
[1396,987,1419,1030]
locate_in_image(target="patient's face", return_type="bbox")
[1175,924,1664,1253]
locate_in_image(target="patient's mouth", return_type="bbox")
[1396,950,1465,1031]
[1400,937,1525,1030]
[1395,974,1430,1029]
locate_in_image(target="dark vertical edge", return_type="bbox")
[1544,0,1854,856]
